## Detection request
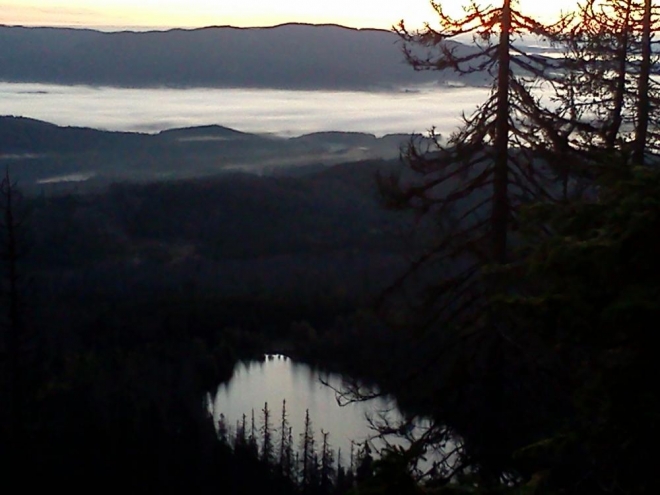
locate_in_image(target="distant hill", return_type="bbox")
[0,115,415,188]
[0,23,486,90]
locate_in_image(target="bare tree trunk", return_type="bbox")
[492,0,512,264]
[2,169,22,438]
[602,0,633,150]
[633,0,652,165]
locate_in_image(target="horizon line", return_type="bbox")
[0,21,395,34]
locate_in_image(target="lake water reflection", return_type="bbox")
[209,355,409,459]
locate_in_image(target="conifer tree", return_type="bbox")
[309,452,322,494]
[371,0,582,486]
[336,448,346,492]
[277,400,295,477]
[319,430,336,495]
[1,169,28,439]
[355,441,373,482]
[349,440,355,475]
[249,408,258,456]
[384,0,572,332]
[299,409,316,493]
[632,0,655,164]
[367,0,658,489]
[217,413,229,445]
[235,413,247,450]
[286,427,295,480]
[260,402,274,464]
[558,0,659,164]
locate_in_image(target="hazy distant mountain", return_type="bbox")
[0,23,487,90]
[0,115,415,188]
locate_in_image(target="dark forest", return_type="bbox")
[2,0,660,493]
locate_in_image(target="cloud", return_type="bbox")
[0,82,490,137]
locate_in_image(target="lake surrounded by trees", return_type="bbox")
[208,356,419,463]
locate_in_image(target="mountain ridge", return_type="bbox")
[0,115,412,188]
[0,24,485,90]
[0,22,394,34]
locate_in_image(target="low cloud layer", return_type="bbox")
[0,82,491,137]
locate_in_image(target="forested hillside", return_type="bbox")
[0,116,412,189]
[0,24,460,89]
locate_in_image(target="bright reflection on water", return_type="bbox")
[209,356,411,459]
[0,82,490,137]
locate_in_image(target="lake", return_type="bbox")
[0,82,491,137]
[208,355,430,466]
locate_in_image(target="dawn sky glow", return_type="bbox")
[1,0,581,30]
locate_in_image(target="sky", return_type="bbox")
[1,0,581,31]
